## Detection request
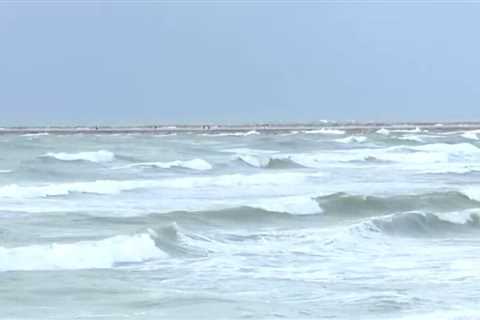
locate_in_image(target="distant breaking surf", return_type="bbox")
[43,150,115,163]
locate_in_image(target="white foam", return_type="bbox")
[44,150,115,163]
[113,159,212,171]
[0,180,143,198]
[461,130,480,140]
[420,165,480,174]
[244,130,260,136]
[0,170,12,174]
[21,132,49,137]
[0,232,165,271]
[304,128,345,135]
[252,195,321,215]
[391,127,425,133]
[398,134,424,142]
[0,172,313,199]
[461,186,480,202]
[201,130,260,137]
[335,136,367,144]
[410,142,480,154]
[434,209,480,225]
[154,133,177,137]
[279,130,300,136]
[376,128,391,135]
[279,143,480,169]
[356,143,480,164]
[237,155,270,168]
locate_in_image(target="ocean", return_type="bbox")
[1,126,480,319]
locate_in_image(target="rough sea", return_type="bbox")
[1,126,480,319]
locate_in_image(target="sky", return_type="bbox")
[0,1,480,125]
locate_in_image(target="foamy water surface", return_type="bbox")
[1,128,480,319]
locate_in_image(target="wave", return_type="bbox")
[112,159,212,171]
[21,132,49,137]
[279,130,300,136]
[397,134,424,142]
[335,136,367,144]
[0,172,313,199]
[409,142,479,153]
[376,128,391,135]
[236,155,304,169]
[43,150,115,163]
[154,133,177,137]
[0,169,12,174]
[316,191,480,217]
[201,130,260,137]
[0,180,148,198]
[0,231,166,271]
[340,143,480,164]
[461,130,480,140]
[303,128,345,135]
[370,210,480,237]
[391,127,426,133]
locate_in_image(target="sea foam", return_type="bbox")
[0,232,165,271]
[44,150,115,163]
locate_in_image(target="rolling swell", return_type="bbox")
[316,191,480,217]
[370,211,480,237]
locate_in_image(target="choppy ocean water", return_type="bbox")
[1,127,480,319]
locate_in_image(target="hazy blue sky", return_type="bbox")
[1,2,479,125]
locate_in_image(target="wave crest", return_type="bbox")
[371,211,480,237]
[112,159,212,171]
[0,232,165,271]
[44,150,115,163]
[237,155,304,169]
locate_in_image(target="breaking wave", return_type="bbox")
[461,130,480,140]
[335,136,367,144]
[0,231,166,271]
[43,150,115,163]
[343,143,480,164]
[370,211,480,237]
[21,132,49,137]
[303,128,345,135]
[236,154,304,169]
[376,128,391,135]
[397,134,424,142]
[201,130,260,137]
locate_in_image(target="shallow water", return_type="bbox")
[1,128,480,319]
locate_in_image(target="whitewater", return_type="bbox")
[1,126,480,319]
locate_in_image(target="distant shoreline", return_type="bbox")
[1,122,480,134]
